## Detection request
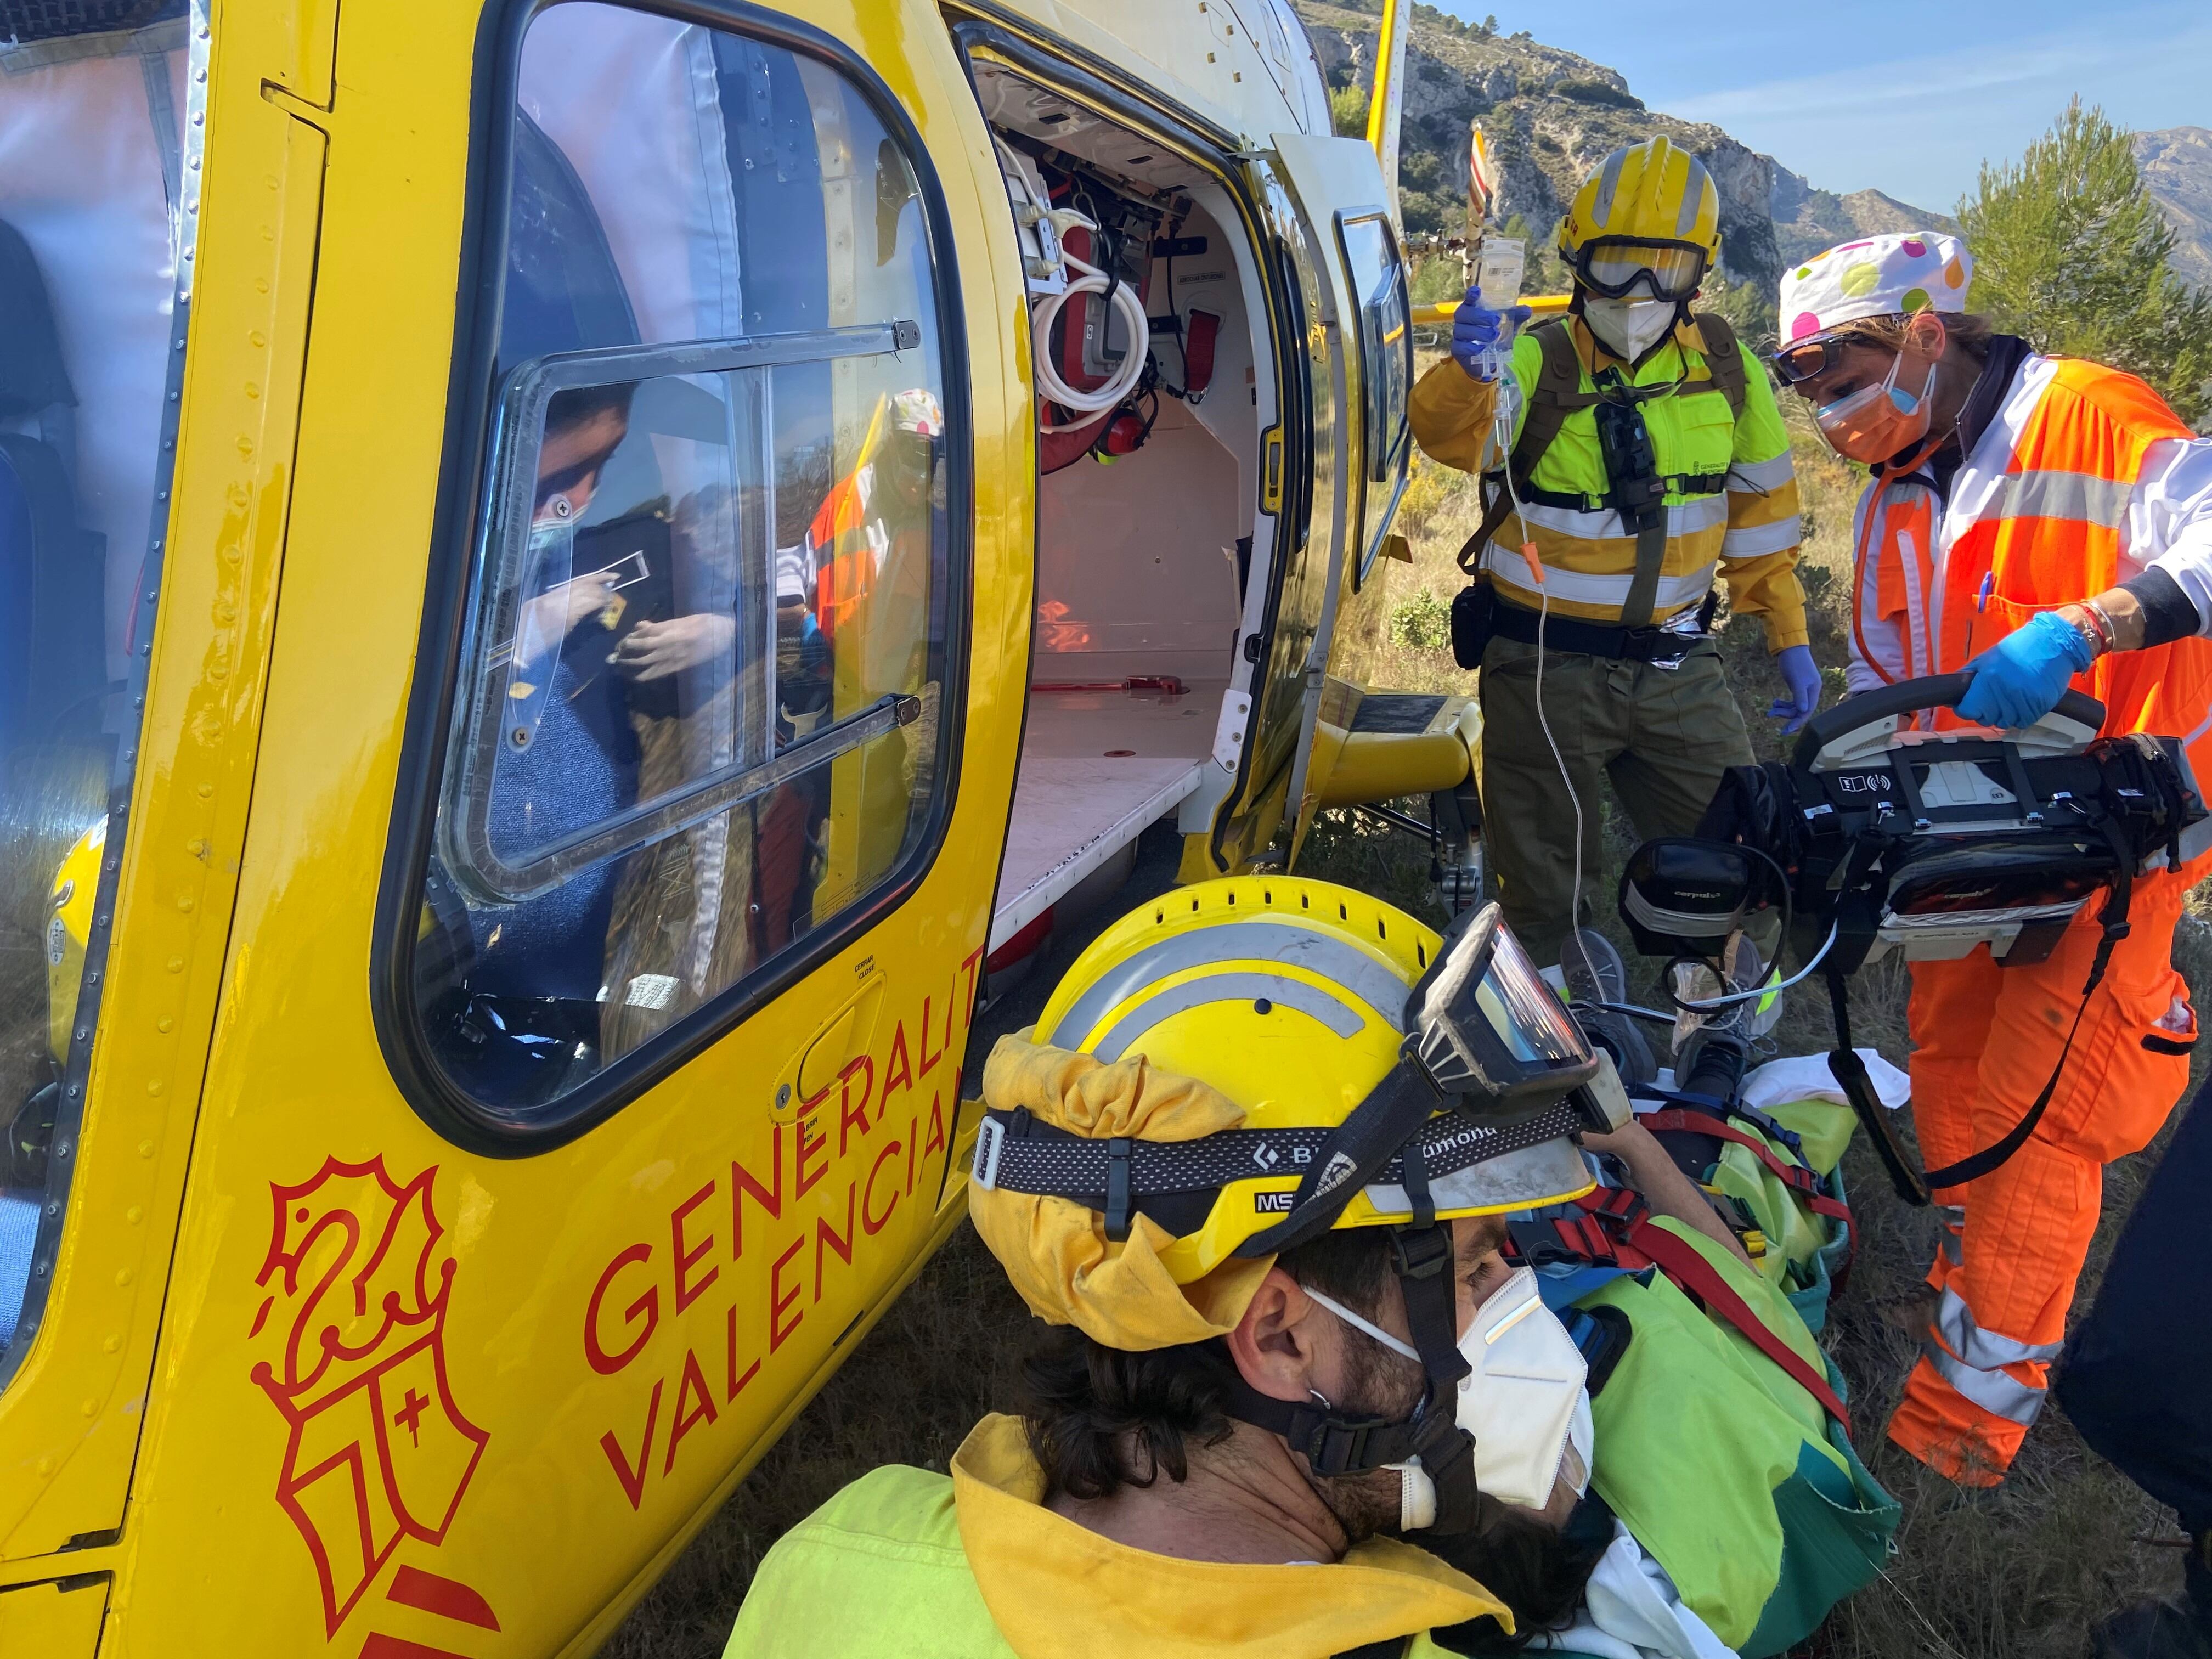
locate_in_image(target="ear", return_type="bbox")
[1904,308,1948,364]
[1224,1267,1331,1404]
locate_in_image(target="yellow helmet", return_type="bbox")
[967,877,1609,1347]
[1558,136,1720,302]
[966,878,1619,1536]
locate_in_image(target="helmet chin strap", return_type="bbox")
[1212,1221,1486,1536]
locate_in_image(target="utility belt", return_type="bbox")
[1492,590,1720,662]
[1509,474,1731,515]
[1454,582,1718,669]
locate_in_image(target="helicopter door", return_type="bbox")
[94,2,1026,1650]
[1209,134,1396,871]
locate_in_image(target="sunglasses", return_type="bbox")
[1769,336,1852,387]
[1571,237,1708,302]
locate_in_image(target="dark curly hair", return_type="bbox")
[1019,1224,1400,1502]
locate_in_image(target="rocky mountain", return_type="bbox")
[2136,127,2212,291]
[1292,0,1950,300]
[1770,178,1958,268]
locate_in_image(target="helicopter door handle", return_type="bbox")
[771,970,887,1123]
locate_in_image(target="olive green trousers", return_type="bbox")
[1476,634,1754,969]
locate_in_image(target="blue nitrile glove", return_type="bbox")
[1956,610,2095,729]
[1451,284,1532,382]
[1767,644,1824,735]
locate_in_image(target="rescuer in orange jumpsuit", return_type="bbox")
[1774,233,2212,1486]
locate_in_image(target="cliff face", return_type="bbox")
[1291,0,1945,297]
[2136,127,2212,291]
[1772,182,1959,268]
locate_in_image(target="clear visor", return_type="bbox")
[1477,921,1590,1065]
[1411,904,1596,1107]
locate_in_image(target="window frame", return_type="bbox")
[370,0,973,1158]
[1338,206,1413,586]
[442,324,926,905]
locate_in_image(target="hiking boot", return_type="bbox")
[1560,929,1656,1086]
[2094,1539,2212,1659]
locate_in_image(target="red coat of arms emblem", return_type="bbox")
[250,1156,490,1637]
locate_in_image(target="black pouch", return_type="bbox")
[1450,580,1496,670]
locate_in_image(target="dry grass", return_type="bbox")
[603,371,2207,1657]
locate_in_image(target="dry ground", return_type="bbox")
[604,371,2211,1659]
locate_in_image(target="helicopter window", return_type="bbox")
[0,2,199,1375]
[1339,211,1412,581]
[400,3,955,1130]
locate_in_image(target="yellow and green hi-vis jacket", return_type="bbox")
[1409,313,1808,650]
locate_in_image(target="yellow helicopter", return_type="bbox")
[0,0,1545,1650]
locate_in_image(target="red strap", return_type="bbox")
[1626,1217,1852,1431]
[1643,1109,1820,1193]
[1641,1108,1854,1289]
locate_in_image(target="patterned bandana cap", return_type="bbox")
[1778,232,1973,342]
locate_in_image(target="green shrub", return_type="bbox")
[1329,83,1367,139]
[1388,587,1454,652]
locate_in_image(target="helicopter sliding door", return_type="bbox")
[1207,131,1406,871]
[0,3,326,1628]
[103,1,1030,1653]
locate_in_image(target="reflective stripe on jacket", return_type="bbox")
[1408,315,1808,647]
[1846,353,2212,802]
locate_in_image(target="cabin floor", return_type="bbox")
[988,679,1221,952]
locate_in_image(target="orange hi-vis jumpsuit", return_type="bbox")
[1848,351,2212,1485]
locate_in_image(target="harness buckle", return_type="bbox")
[972,1114,1006,1190]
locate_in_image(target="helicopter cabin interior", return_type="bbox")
[975,61,1275,968]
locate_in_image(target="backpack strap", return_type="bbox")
[1454,317,1602,574]
[1692,310,1747,421]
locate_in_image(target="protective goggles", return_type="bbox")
[1570,237,1708,302]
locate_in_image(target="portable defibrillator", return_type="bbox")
[1620,673,2209,1203]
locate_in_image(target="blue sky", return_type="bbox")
[1455,1,2212,213]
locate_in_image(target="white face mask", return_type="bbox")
[1583,295,1678,363]
[1454,1267,1589,1510]
[1303,1267,1589,1521]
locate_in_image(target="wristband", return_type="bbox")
[2056,603,2108,658]
[2076,598,2118,656]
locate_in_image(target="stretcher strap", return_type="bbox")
[1640,1105,1854,1286]
[1640,1109,1850,1223]
[1516,1190,1850,1429]
[1623,1217,1853,1431]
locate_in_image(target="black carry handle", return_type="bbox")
[1791,672,2107,771]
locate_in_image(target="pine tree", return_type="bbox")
[1329,83,1368,139]
[1961,99,2212,427]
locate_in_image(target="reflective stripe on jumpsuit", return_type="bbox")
[1854,352,2212,1483]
